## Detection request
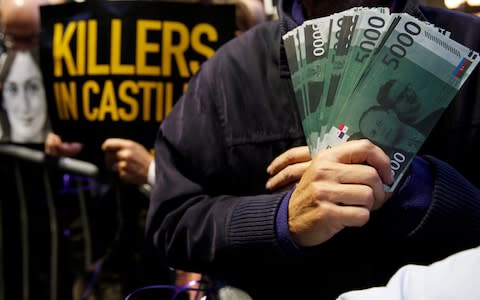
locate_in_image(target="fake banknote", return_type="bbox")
[284,8,480,191]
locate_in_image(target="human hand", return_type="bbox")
[288,139,393,247]
[266,146,311,192]
[175,270,204,300]
[44,132,83,157]
[101,138,153,185]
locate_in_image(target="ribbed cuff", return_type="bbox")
[275,189,303,255]
[228,194,284,251]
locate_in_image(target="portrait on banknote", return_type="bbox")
[283,8,480,191]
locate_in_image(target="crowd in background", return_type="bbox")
[0,0,267,299]
[1,0,480,300]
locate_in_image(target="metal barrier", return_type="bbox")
[0,144,99,300]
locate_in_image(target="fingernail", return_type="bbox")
[265,180,272,190]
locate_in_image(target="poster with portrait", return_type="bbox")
[39,0,235,163]
[0,49,51,145]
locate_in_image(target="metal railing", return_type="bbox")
[0,144,99,300]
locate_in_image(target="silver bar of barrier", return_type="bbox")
[0,144,99,177]
[0,144,99,300]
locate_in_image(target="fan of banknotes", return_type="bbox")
[283,7,480,191]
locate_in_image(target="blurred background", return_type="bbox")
[427,0,480,14]
[0,0,478,300]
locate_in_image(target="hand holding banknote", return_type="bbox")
[265,146,311,192]
[287,139,393,247]
[283,8,480,192]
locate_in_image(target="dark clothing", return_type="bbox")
[147,0,480,298]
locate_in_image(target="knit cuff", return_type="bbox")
[275,189,303,255]
[228,194,284,252]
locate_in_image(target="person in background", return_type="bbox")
[0,0,48,144]
[0,0,171,299]
[45,0,269,298]
[145,0,480,299]
[230,0,266,36]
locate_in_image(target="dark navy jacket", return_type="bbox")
[147,0,480,298]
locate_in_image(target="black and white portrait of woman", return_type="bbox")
[0,50,49,144]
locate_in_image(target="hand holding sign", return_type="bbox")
[39,0,236,165]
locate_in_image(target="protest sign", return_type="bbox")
[39,0,236,162]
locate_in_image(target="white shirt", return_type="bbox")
[337,245,480,300]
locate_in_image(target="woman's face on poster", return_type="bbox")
[2,51,47,142]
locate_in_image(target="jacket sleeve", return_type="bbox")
[145,54,290,278]
[368,154,480,265]
[146,56,480,277]
[408,156,480,248]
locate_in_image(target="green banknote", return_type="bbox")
[322,10,358,124]
[323,13,479,191]
[332,8,392,125]
[283,30,307,121]
[298,17,331,152]
[300,8,359,152]
[283,29,317,152]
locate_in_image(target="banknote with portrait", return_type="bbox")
[284,8,480,191]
